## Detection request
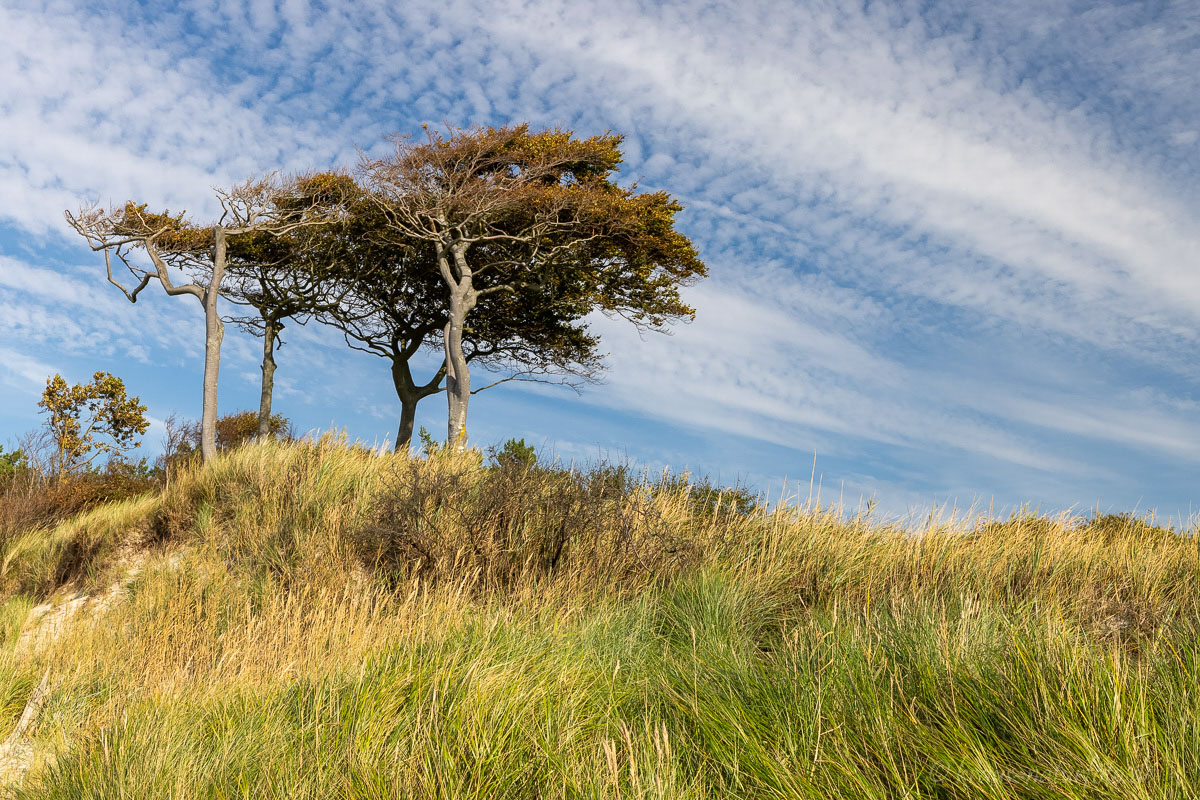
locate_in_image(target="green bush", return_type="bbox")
[0,446,28,484]
[489,437,538,470]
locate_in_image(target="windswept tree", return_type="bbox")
[214,177,455,450]
[262,177,605,451]
[316,234,452,450]
[325,242,605,449]
[65,177,345,461]
[221,172,360,437]
[359,125,707,447]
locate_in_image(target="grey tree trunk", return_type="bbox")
[443,317,470,447]
[199,228,228,462]
[441,243,477,450]
[257,316,279,437]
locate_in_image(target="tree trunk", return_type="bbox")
[396,398,417,452]
[199,228,228,463]
[389,340,446,453]
[391,357,420,452]
[444,314,471,448]
[442,244,476,450]
[257,316,279,437]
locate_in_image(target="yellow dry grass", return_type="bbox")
[0,436,1194,798]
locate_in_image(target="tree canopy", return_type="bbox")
[358,124,707,446]
[38,371,148,477]
[65,176,349,460]
[63,125,706,453]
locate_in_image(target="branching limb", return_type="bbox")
[103,248,153,303]
[469,372,588,396]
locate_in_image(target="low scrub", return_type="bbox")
[0,461,157,558]
[0,436,1196,798]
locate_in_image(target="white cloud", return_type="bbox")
[569,280,1092,474]
[0,346,58,398]
[0,254,203,363]
[0,0,1196,510]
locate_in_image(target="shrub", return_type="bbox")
[675,474,760,518]
[159,410,293,475]
[0,446,28,486]
[358,454,707,592]
[38,371,148,477]
[213,410,293,450]
[1078,512,1177,544]
[0,458,158,548]
[488,437,538,470]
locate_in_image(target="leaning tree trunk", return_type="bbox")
[392,358,420,452]
[390,347,446,452]
[396,397,418,452]
[199,228,228,463]
[257,316,280,437]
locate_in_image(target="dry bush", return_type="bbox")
[0,464,159,601]
[357,456,715,593]
[212,410,293,449]
[1076,511,1178,545]
[156,410,294,479]
[0,461,157,549]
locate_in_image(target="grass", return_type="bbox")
[0,435,1197,798]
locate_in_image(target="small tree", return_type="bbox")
[489,437,538,470]
[221,172,360,438]
[37,372,149,477]
[65,176,346,461]
[360,125,707,448]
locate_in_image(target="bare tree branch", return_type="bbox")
[65,173,351,459]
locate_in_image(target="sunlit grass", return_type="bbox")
[0,436,1196,798]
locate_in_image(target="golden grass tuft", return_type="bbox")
[0,435,1196,798]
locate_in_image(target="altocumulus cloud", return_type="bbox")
[0,0,1196,517]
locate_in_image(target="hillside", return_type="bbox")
[1,437,1198,799]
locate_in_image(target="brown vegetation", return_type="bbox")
[0,437,1196,798]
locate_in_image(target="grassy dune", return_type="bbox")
[1,437,1198,798]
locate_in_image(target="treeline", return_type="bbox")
[64,125,707,461]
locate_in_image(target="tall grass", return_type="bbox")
[0,436,1196,798]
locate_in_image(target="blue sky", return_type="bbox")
[1,0,1197,521]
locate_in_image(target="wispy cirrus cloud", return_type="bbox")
[0,0,1196,514]
[0,346,59,396]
